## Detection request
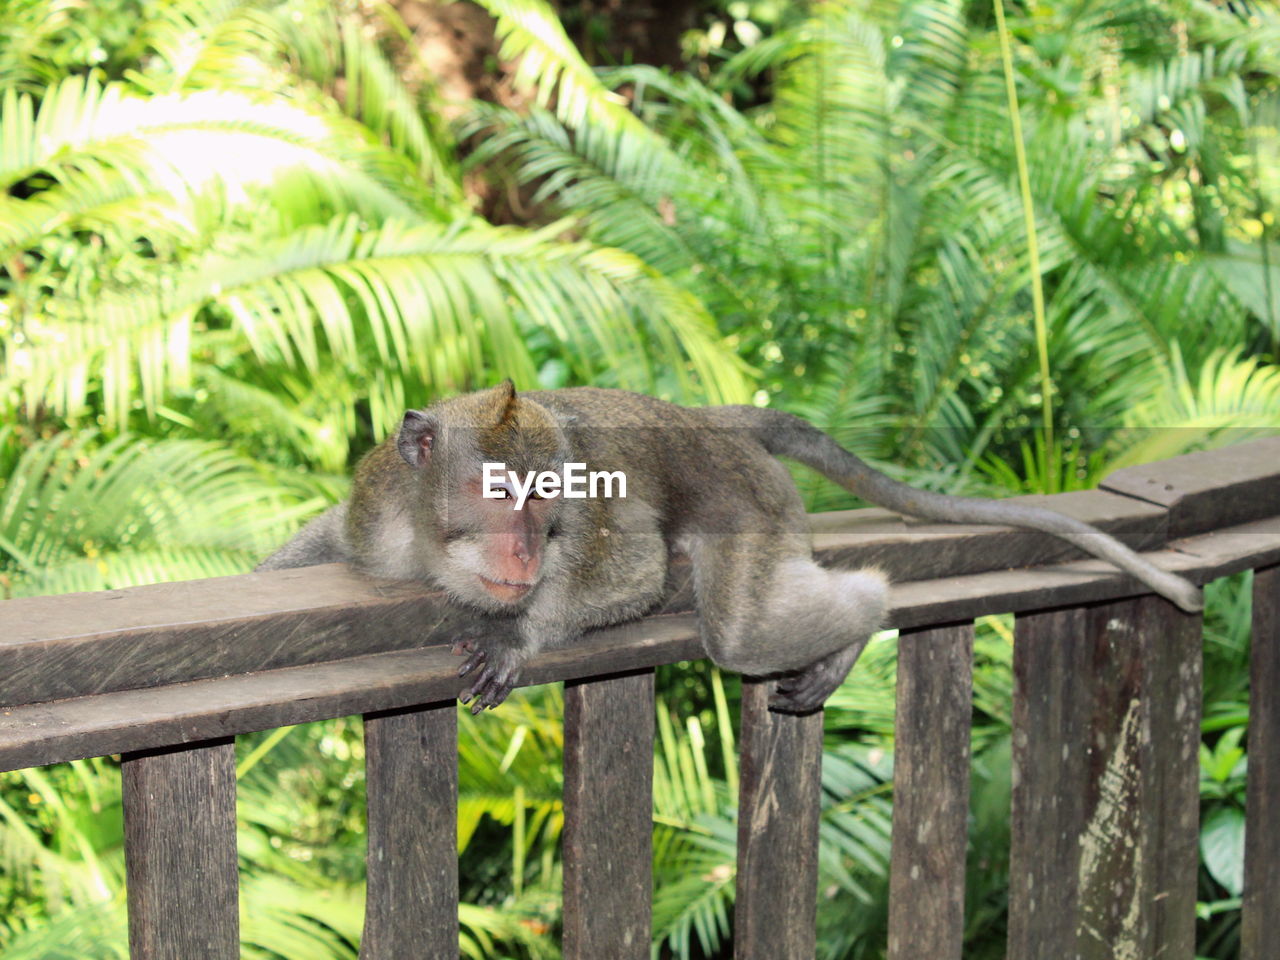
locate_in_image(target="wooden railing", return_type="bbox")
[1,437,1278,960]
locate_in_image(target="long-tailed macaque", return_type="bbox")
[258,382,1202,714]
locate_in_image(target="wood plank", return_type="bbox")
[887,622,974,960]
[562,669,655,960]
[1008,605,1091,957]
[1243,563,1280,960]
[0,615,701,773]
[122,737,239,960]
[360,702,458,960]
[3,517,1277,773]
[0,493,1182,708]
[0,564,460,706]
[1008,596,1202,960]
[888,515,1280,631]
[734,679,823,960]
[6,436,1275,700]
[1102,435,1280,537]
[1147,601,1203,956]
[0,479,1274,708]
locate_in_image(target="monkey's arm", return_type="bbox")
[255,503,351,571]
[719,406,1204,613]
[459,502,669,713]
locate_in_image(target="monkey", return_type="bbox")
[257,381,1203,715]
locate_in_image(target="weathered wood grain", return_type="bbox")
[0,564,461,706]
[1,452,1276,710]
[0,615,701,773]
[360,702,458,960]
[734,679,823,960]
[562,670,655,960]
[1102,435,1280,537]
[888,515,1280,631]
[887,622,974,960]
[1008,596,1202,960]
[1243,563,1280,960]
[1008,604,1090,957]
[122,738,239,960]
[1147,602,1203,956]
[1,517,1277,772]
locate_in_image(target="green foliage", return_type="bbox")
[469,0,1280,507]
[0,0,750,592]
[2,0,1278,957]
[0,429,318,596]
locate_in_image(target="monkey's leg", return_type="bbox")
[690,536,888,714]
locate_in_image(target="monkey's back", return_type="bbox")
[525,388,809,539]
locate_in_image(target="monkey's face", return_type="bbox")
[396,382,570,613]
[433,474,563,610]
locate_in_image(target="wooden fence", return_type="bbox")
[1,437,1278,959]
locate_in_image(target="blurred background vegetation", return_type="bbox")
[0,0,1276,955]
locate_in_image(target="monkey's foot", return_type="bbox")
[455,641,522,714]
[769,641,868,715]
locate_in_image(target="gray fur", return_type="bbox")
[257,385,1202,715]
[256,503,350,571]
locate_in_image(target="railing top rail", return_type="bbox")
[0,437,1277,772]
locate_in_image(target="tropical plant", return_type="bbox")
[0,0,749,594]
[2,0,1277,957]
[465,0,1280,506]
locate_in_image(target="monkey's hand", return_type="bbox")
[454,639,526,714]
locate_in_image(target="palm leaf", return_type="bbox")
[7,215,748,427]
[1107,347,1280,467]
[0,432,318,595]
[472,0,644,136]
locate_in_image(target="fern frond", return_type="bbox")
[472,0,643,135]
[6,214,748,425]
[1110,347,1280,467]
[0,433,319,595]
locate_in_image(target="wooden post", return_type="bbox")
[562,669,655,960]
[361,702,458,959]
[734,679,823,960]
[122,738,239,960]
[888,622,974,960]
[1244,564,1280,960]
[1008,596,1202,960]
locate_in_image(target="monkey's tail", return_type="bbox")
[719,406,1203,613]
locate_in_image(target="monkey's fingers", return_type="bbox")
[769,693,822,715]
[478,678,515,712]
[464,664,517,714]
[457,648,488,678]
[464,667,498,711]
[468,680,514,714]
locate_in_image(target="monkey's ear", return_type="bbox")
[397,410,438,468]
